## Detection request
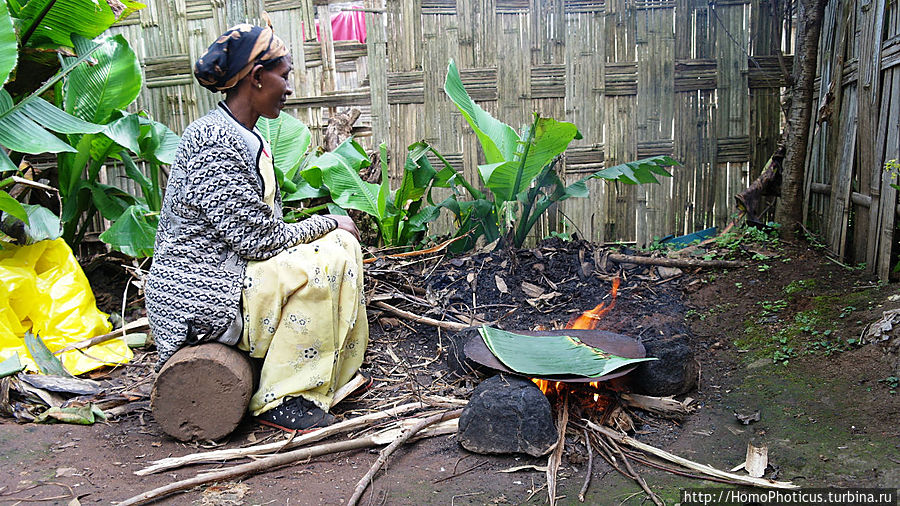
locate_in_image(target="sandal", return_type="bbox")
[257,396,335,432]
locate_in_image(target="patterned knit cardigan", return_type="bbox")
[146,109,336,369]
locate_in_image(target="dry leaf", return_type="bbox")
[521,281,545,298]
[657,266,683,278]
[733,410,761,425]
[495,275,509,294]
[498,465,549,473]
[56,467,77,477]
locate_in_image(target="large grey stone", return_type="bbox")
[458,375,557,457]
[634,335,698,396]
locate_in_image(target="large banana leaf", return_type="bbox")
[478,117,581,203]
[0,202,61,242]
[15,0,144,48]
[479,326,657,378]
[0,89,79,155]
[588,156,677,185]
[137,116,179,165]
[257,112,311,179]
[444,60,519,164]
[0,189,27,222]
[0,39,105,170]
[98,204,156,257]
[301,139,381,216]
[0,0,16,85]
[64,34,141,125]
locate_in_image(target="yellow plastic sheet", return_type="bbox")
[0,238,132,375]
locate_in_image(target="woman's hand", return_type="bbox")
[325,214,360,242]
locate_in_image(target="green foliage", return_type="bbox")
[54,35,177,256]
[0,38,106,171]
[257,111,312,198]
[23,331,70,376]
[0,0,15,86]
[439,60,676,250]
[478,326,657,378]
[282,137,456,248]
[784,279,816,295]
[885,159,900,191]
[879,376,898,394]
[1,0,159,257]
[3,0,143,100]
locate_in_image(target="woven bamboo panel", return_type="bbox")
[107,0,802,248]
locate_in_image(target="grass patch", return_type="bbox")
[736,290,873,364]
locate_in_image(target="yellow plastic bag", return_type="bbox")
[0,238,132,375]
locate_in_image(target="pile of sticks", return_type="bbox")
[539,391,797,506]
[120,399,467,505]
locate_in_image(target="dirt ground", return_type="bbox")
[1,230,898,505]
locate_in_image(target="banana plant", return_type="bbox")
[3,0,144,99]
[257,110,457,248]
[256,111,328,214]
[54,34,178,256]
[439,59,678,249]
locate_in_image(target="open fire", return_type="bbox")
[532,278,622,410]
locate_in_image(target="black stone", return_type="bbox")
[634,335,698,396]
[446,330,490,379]
[458,375,557,457]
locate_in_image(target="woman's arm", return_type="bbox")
[183,132,336,259]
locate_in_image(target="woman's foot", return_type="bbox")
[257,396,335,432]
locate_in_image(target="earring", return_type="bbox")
[257,83,262,89]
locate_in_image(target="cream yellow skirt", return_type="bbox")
[239,229,368,415]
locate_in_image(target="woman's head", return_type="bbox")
[194,22,293,119]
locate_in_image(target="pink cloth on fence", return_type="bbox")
[309,10,367,43]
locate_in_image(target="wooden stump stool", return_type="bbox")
[151,343,254,441]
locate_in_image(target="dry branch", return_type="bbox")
[546,391,568,506]
[585,421,798,489]
[53,317,149,356]
[347,408,462,506]
[362,235,469,264]
[620,393,693,420]
[122,418,459,506]
[578,429,593,502]
[330,372,369,408]
[607,254,745,269]
[604,435,663,506]
[372,301,470,331]
[135,402,429,476]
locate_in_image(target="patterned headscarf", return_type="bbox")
[194,20,289,92]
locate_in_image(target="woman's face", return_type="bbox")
[254,55,293,119]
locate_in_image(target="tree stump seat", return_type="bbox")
[151,343,255,441]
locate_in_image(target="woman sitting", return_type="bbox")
[145,20,368,432]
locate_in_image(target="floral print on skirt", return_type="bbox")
[239,229,368,415]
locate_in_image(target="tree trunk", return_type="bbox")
[774,0,828,239]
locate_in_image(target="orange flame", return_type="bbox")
[531,278,621,404]
[566,277,620,330]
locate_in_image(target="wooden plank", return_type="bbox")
[803,0,844,233]
[855,0,887,264]
[875,68,899,278]
[827,86,858,257]
[366,0,389,150]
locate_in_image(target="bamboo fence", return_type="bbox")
[108,0,790,248]
[804,0,900,279]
